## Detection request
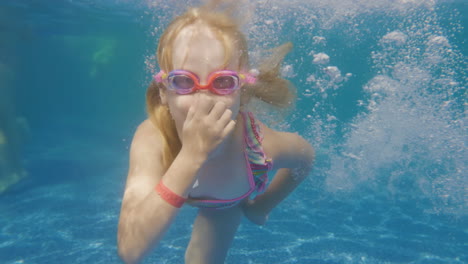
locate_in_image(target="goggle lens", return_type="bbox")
[169,75,195,93]
[213,76,239,91]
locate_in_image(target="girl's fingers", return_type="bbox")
[218,108,233,128]
[209,101,227,120]
[186,97,197,121]
[221,119,237,139]
[196,96,215,116]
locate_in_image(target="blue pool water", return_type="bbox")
[0,0,466,263]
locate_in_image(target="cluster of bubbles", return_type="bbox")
[330,24,466,215]
[328,5,464,215]
[143,0,466,215]
[248,0,466,215]
[305,50,353,95]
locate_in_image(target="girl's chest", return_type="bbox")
[188,151,252,200]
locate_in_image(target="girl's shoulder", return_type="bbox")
[134,119,161,140]
[130,119,164,158]
[124,119,165,192]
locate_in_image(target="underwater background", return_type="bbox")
[0,0,466,263]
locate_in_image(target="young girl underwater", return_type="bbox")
[117,2,315,264]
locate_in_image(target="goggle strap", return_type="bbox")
[239,74,257,85]
[245,75,257,84]
[240,69,259,84]
[154,71,167,83]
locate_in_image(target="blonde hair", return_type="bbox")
[147,1,296,171]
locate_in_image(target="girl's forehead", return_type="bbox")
[171,24,239,72]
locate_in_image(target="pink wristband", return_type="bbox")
[155,181,186,208]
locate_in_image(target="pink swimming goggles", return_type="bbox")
[154,69,258,95]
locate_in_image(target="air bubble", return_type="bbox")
[313,53,330,65]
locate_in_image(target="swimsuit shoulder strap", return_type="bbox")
[241,111,273,194]
[241,111,271,166]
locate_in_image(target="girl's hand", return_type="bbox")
[180,95,237,161]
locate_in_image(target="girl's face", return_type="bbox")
[160,23,242,137]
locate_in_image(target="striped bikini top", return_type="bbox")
[185,111,273,209]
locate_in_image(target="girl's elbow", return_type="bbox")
[300,140,315,165]
[117,223,144,264]
[306,145,315,165]
[297,143,315,180]
[118,240,142,264]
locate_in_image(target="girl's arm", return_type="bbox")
[261,122,315,182]
[118,98,236,263]
[117,120,202,264]
[243,123,315,225]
